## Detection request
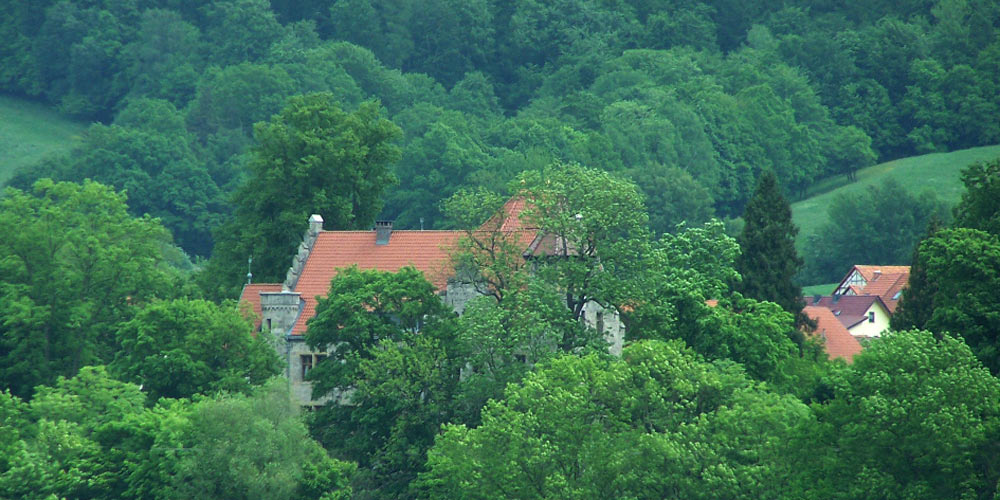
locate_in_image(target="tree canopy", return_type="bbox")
[206,93,402,297]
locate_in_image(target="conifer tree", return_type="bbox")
[890,217,943,332]
[735,171,809,330]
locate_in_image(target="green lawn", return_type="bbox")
[0,95,86,185]
[801,282,837,297]
[791,144,1000,246]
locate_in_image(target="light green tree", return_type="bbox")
[0,180,173,398]
[112,298,281,401]
[805,330,1000,499]
[418,340,811,499]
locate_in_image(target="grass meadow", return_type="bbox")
[791,144,1000,246]
[0,95,86,185]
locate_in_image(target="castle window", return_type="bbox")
[596,311,605,333]
[301,352,329,379]
[301,355,314,379]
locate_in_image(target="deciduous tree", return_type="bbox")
[112,298,281,401]
[0,180,173,398]
[206,93,401,298]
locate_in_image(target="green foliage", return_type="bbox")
[517,162,649,319]
[0,179,173,398]
[0,370,352,500]
[455,280,604,420]
[10,98,229,257]
[954,157,1000,235]
[112,298,281,401]
[801,179,946,284]
[900,228,1000,374]
[418,340,811,499]
[305,266,459,497]
[805,330,1000,499]
[173,380,354,500]
[0,96,84,186]
[206,93,402,297]
[735,171,807,327]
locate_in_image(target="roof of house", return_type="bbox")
[485,196,536,232]
[837,265,910,313]
[853,265,911,282]
[859,270,909,313]
[290,230,465,335]
[806,294,889,329]
[239,283,284,329]
[238,197,545,337]
[804,306,863,362]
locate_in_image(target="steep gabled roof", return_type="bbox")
[834,265,910,313]
[290,230,464,335]
[806,295,890,330]
[853,265,911,282]
[239,283,283,330]
[860,270,909,313]
[804,306,863,362]
[482,196,537,232]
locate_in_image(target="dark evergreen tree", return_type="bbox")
[735,170,809,331]
[890,217,943,332]
[953,158,1000,236]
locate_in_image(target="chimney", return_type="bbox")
[873,269,881,280]
[309,214,324,235]
[375,220,393,245]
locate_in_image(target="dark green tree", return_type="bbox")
[801,179,946,284]
[890,217,944,332]
[305,266,460,498]
[899,228,1000,374]
[953,157,1000,236]
[735,170,808,329]
[205,93,402,298]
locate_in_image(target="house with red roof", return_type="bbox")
[240,199,624,406]
[805,294,892,339]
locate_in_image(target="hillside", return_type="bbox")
[791,145,1000,246]
[0,95,86,185]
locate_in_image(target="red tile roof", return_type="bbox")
[853,265,911,282]
[805,295,888,329]
[859,269,909,313]
[837,265,910,312]
[239,283,283,330]
[482,196,537,232]
[290,230,465,335]
[804,306,863,362]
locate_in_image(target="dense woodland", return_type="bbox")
[2,0,1000,499]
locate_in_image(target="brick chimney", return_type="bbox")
[375,220,393,245]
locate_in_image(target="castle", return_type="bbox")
[240,198,624,406]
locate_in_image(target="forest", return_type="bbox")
[1,0,1000,498]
